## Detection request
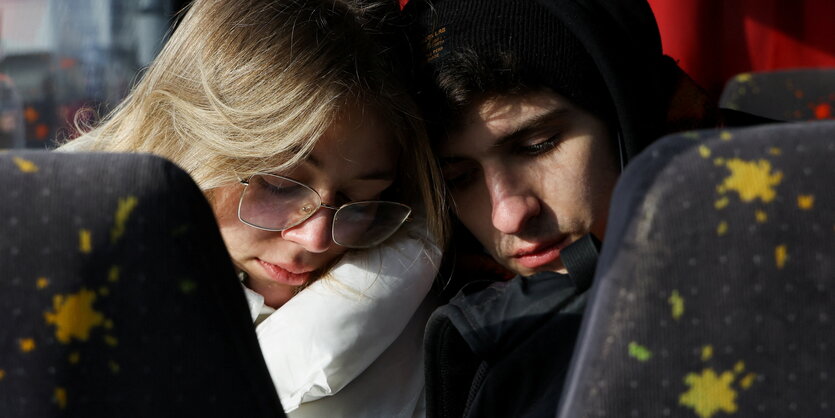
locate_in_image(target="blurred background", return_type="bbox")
[1,0,834,150]
[648,0,835,104]
[0,0,187,149]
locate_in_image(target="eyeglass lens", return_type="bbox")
[333,202,411,247]
[238,174,411,248]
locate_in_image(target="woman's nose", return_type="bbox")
[281,208,334,253]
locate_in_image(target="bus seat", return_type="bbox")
[558,121,835,417]
[719,68,835,122]
[0,151,284,417]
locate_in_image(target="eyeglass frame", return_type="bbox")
[236,172,412,248]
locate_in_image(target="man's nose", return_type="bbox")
[281,208,334,253]
[485,168,541,235]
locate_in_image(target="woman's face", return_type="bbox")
[211,109,399,308]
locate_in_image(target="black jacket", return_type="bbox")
[424,235,601,418]
[425,272,587,418]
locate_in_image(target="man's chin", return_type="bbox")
[504,259,567,277]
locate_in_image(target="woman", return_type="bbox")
[59,0,446,416]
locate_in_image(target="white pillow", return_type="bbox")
[244,222,441,413]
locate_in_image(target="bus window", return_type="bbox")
[0,0,186,149]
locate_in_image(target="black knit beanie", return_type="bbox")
[405,0,616,131]
[403,0,670,163]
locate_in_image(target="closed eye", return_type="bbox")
[262,181,308,199]
[516,133,563,156]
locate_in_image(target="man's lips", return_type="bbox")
[511,236,571,270]
[256,259,313,286]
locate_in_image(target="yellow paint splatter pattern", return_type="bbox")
[717,159,783,203]
[54,387,67,409]
[104,335,118,347]
[797,194,814,210]
[108,266,120,282]
[111,196,139,243]
[679,368,738,418]
[669,290,684,320]
[680,356,757,417]
[37,277,49,289]
[701,345,713,361]
[628,342,652,362]
[716,221,728,236]
[740,373,757,389]
[735,73,752,83]
[775,245,788,269]
[79,229,92,254]
[665,145,781,418]
[44,289,106,343]
[13,157,39,173]
[3,193,140,408]
[19,338,36,352]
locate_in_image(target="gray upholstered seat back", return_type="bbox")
[559,121,835,417]
[0,151,284,417]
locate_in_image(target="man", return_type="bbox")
[401,0,769,416]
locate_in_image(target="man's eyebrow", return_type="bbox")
[494,107,570,149]
[441,107,571,162]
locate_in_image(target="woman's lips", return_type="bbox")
[511,236,571,270]
[256,259,312,286]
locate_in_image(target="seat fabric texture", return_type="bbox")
[720,68,835,122]
[0,151,284,417]
[558,121,835,418]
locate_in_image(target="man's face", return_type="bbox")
[440,89,620,276]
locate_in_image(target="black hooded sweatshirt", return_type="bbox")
[401,0,772,416]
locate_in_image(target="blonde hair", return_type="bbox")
[60,0,447,246]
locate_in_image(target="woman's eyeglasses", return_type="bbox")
[237,173,411,249]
